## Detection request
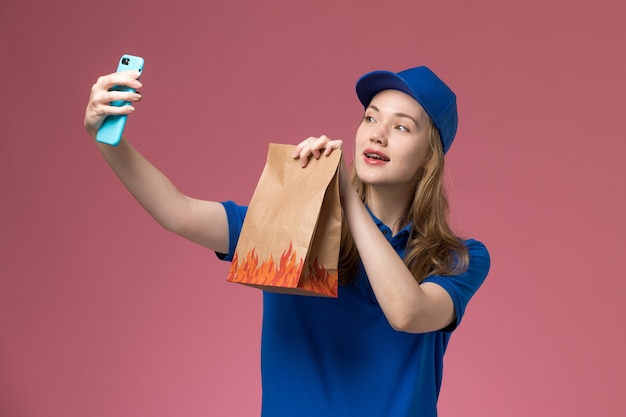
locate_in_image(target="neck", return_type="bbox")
[366,186,412,235]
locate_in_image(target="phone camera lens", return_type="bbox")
[121,57,130,65]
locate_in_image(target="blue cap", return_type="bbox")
[355,66,458,154]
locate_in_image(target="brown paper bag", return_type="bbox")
[226,143,342,297]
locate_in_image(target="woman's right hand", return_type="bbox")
[84,71,143,139]
[292,135,344,168]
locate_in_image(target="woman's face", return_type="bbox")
[354,89,432,192]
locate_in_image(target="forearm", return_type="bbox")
[97,137,191,233]
[341,186,454,333]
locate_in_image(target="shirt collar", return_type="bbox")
[365,205,412,244]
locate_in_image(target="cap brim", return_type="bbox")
[356,71,417,108]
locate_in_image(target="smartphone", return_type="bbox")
[96,54,145,146]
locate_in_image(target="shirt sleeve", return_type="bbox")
[422,239,491,333]
[215,200,247,262]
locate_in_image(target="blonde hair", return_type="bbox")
[338,120,469,285]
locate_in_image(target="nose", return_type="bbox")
[370,128,387,146]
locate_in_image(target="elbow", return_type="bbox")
[383,283,456,333]
[156,209,189,236]
[389,321,412,333]
[386,309,454,334]
[160,217,181,233]
[153,200,192,235]
[388,317,435,334]
[387,311,424,334]
[161,216,191,237]
[380,298,425,333]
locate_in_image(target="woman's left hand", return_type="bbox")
[292,135,353,203]
[292,135,343,168]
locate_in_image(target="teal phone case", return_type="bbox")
[96,54,144,146]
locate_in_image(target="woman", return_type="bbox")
[85,65,490,417]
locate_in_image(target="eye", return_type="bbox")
[396,124,409,132]
[364,115,376,123]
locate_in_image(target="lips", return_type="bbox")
[363,148,390,162]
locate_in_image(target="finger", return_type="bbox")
[86,89,141,122]
[299,144,314,168]
[292,137,316,158]
[306,140,324,162]
[292,137,317,167]
[89,79,142,115]
[95,71,143,92]
[332,140,344,154]
[292,142,305,159]
[323,140,340,156]
[311,145,322,160]
[293,136,335,167]
[309,136,330,158]
[88,91,141,120]
[102,90,143,105]
[104,103,137,115]
[88,102,136,121]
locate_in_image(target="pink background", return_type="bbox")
[1,0,624,416]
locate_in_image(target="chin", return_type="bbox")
[356,164,386,184]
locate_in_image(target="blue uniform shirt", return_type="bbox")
[218,201,490,417]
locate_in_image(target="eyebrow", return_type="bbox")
[367,105,420,128]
